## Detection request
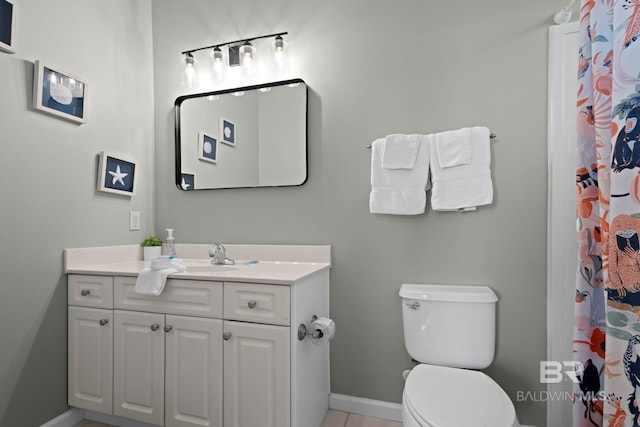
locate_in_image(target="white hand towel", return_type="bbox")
[134,268,177,296]
[435,128,472,168]
[382,134,420,169]
[428,126,493,211]
[370,136,431,215]
[134,259,185,296]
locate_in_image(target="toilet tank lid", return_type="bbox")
[399,284,498,303]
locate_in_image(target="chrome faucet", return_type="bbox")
[209,243,235,265]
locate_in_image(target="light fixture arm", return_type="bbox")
[182,31,288,56]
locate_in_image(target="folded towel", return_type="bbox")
[134,268,177,296]
[382,134,420,169]
[428,126,493,211]
[134,258,186,296]
[370,136,431,215]
[435,128,472,168]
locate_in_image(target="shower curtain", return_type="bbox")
[575,0,640,426]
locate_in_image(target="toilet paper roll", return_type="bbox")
[310,317,335,345]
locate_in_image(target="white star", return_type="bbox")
[181,177,191,190]
[108,165,128,186]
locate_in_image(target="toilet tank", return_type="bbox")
[399,284,498,369]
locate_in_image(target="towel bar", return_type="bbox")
[365,133,496,149]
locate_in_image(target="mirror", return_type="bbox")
[175,79,307,190]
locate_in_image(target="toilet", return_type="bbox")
[399,283,519,427]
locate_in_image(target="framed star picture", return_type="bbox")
[0,0,15,54]
[198,132,218,163]
[219,117,236,147]
[180,173,195,191]
[97,151,136,196]
[33,60,87,124]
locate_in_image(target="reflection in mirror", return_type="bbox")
[175,79,307,190]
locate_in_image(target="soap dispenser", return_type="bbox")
[165,228,176,257]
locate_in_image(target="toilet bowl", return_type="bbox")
[402,364,518,427]
[399,284,519,427]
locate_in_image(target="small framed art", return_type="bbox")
[97,152,136,196]
[0,0,15,54]
[219,117,236,146]
[180,173,195,191]
[33,60,87,124]
[198,132,218,163]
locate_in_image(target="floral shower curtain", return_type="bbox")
[575,0,640,426]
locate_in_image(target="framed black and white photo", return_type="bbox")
[198,132,218,163]
[219,117,236,146]
[180,173,195,191]
[97,152,136,196]
[33,60,87,124]
[0,0,15,54]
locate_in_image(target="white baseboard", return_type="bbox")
[328,393,403,422]
[39,408,85,427]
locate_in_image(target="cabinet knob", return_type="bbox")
[81,289,91,296]
[150,323,160,331]
[223,332,232,340]
[164,325,173,333]
[99,318,109,326]
[248,300,257,309]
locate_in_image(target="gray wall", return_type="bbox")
[0,1,154,426]
[152,1,558,426]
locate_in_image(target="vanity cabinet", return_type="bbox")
[68,270,328,427]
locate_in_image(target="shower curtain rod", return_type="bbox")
[365,133,496,149]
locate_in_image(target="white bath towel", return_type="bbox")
[382,134,420,169]
[134,258,186,296]
[435,128,472,168]
[370,136,431,215]
[428,126,493,211]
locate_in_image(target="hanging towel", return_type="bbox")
[434,127,472,168]
[428,126,493,211]
[369,136,431,215]
[134,258,186,296]
[382,134,420,169]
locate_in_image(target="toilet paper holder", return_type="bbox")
[297,315,323,341]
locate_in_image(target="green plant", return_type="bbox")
[141,235,163,247]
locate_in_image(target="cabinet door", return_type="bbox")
[165,315,223,427]
[113,310,165,426]
[68,306,113,414]
[223,321,290,427]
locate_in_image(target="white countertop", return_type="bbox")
[64,244,331,285]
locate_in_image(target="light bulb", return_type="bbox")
[239,42,255,78]
[210,46,226,83]
[182,53,198,88]
[272,35,289,74]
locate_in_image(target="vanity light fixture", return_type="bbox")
[181,31,288,86]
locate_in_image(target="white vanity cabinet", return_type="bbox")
[67,266,330,427]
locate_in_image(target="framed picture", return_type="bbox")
[97,152,136,196]
[0,0,15,54]
[219,117,236,146]
[180,173,195,191]
[33,60,87,124]
[198,132,218,163]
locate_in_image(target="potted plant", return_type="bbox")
[141,235,163,260]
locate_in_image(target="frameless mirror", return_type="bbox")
[175,79,307,190]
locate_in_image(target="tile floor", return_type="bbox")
[72,410,403,427]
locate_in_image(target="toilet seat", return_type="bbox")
[404,364,518,427]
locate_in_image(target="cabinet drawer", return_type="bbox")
[224,282,290,326]
[114,277,223,318]
[68,275,114,308]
